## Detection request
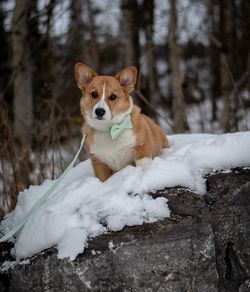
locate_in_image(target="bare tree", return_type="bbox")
[143,0,158,118]
[207,0,221,122]
[121,0,149,112]
[0,0,9,95]
[68,0,85,63]
[121,0,140,69]
[86,0,100,71]
[45,0,57,49]
[219,0,235,132]
[168,0,189,133]
[12,0,33,145]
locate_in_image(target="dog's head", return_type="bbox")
[75,63,137,130]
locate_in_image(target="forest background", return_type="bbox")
[0,0,249,217]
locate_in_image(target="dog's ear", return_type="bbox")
[115,67,137,94]
[75,63,97,90]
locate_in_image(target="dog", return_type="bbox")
[75,63,168,182]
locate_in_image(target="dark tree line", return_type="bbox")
[1,0,250,138]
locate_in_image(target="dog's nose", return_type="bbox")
[95,108,106,117]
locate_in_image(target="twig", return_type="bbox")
[134,89,173,128]
[225,62,249,131]
[210,33,249,130]
[136,49,173,129]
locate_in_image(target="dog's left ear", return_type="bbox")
[115,67,137,94]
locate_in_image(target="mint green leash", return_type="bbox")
[0,132,87,243]
[0,115,133,243]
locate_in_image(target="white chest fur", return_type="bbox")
[90,129,136,171]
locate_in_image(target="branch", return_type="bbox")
[134,89,173,128]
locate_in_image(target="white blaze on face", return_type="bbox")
[92,81,112,121]
[101,81,106,103]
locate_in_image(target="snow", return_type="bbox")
[0,259,30,272]
[1,132,250,262]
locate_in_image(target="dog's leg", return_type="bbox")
[90,155,113,182]
[133,145,152,169]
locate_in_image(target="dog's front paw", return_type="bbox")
[135,157,152,170]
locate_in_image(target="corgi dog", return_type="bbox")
[75,63,168,182]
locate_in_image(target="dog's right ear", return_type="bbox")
[75,63,97,90]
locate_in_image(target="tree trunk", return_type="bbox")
[219,0,234,132]
[121,0,140,69]
[220,53,231,132]
[12,0,33,145]
[86,0,100,71]
[143,0,158,119]
[168,0,189,133]
[207,0,221,122]
[121,0,145,112]
[68,0,85,63]
[45,0,57,49]
[0,0,9,95]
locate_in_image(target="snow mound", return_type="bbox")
[1,132,250,261]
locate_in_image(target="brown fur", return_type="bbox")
[131,106,168,161]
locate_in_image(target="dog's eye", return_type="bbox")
[91,91,98,98]
[109,94,117,101]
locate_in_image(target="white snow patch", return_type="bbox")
[107,240,133,253]
[0,259,30,272]
[1,132,250,261]
[108,240,115,251]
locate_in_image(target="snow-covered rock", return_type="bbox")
[1,168,250,292]
[0,132,250,261]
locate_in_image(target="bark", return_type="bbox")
[240,0,250,74]
[168,0,189,133]
[12,0,33,145]
[207,0,220,122]
[0,0,8,95]
[86,0,100,71]
[68,0,85,63]
[121,0,140,69]
[143,0,158,118]
[45,0,57,49]
[219,0,235,132]
[121,0,145,112]
[220,53,232,132]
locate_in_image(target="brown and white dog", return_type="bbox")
[75,63,168,182]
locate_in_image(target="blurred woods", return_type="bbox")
[0,0,249,217]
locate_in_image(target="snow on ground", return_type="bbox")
[1,132,250,261]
